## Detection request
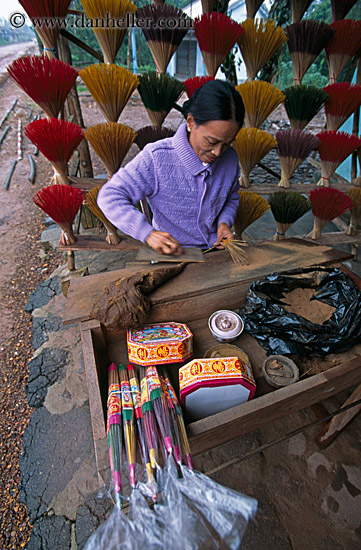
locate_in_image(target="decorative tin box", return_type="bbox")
[179,356,256,420]
[127,322,193,366]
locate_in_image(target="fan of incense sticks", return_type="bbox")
[346,187,361,236]
[24,118,83,185]
[285,20,335,86]
[194,12,244,77]
[308,187,352,239]
[84,122,136,178]
[236,80,285,128]
[137,72,184,127]
[19,0,72,58]
[79,64,139,123]
[32,184,84,245]
[245,0,265,19]
[85,186,121,245]
[137,4,191,74]
[234,191,270,238]
[268,190,311,240]
[183,76,215,98]
[316,130,361,186]
[324,82,361,132]
[283,85,329,131]
[233,127,277,187]
[325,20,361,85]
[331,0,358,21]
[290,0,313,23]
[135,125,175,150]
[107,363,123,502]
[238,18,287,80]
[80,0,137,64]
[276,129,319,188]
[7,56,78,119]
[221,236,248,265]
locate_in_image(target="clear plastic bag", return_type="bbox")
[84,458,257,549]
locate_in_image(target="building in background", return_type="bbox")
[168,0,268,82]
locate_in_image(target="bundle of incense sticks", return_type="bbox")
[107,363,123,502]
[128,365,155,487]
[119,364,136,489]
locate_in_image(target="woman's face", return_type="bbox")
[187,114,240,164]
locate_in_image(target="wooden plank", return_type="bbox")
[60,29,104,62]
[187,356,361,455]
[58,234,141,251]
[298,232,361,246]
[68,176,107,189]
[243,182,352,195]
[317,384,361,449]
[80,323,107,442]
[63,239,352,325]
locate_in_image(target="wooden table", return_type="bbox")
[63,239,361,481]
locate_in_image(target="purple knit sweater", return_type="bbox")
[97,122,240,247]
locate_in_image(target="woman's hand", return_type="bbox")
[213,222,233,249]
[146,230,183,255]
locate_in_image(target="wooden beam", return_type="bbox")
[243,181,352,195]
[187,356,361,455]
[317,384,361,449]
[59,29,103,62]
[58,233,141,251]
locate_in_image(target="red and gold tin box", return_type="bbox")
[179,356,256,420]
[127,322,193,366]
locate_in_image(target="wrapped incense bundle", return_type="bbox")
[107,363,123,501]
[119,364,136,488]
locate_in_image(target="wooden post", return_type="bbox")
[58,34,98,230]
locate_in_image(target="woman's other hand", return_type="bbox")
[213,222,233,249]
[146,230,183,255]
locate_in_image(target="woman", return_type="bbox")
[97,79,245,255]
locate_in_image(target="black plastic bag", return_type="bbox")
[239,267,361,356]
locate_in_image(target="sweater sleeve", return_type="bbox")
[97,147,157,243]
[217,157,240,229]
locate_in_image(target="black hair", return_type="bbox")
[182,79,245,127]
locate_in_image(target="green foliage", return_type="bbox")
[272,0,361,88]
[0,17,34,46]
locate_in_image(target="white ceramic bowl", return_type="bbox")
[208,310,244,343]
